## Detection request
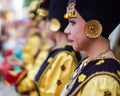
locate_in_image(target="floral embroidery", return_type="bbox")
[57,80,62,86]
[47,57,53,63]
[96,59,104,65]
[104,90,111,96]
[61,65,66,71]
[78,74,86,82]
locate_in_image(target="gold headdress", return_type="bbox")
[66,0,76,18]
[37,0,49,18]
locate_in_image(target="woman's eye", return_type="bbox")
[69,21,76,25]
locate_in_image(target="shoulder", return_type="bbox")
[48,51,77,64]
[50,44,81,62]
[81,75,120,96]
[83,58,120,82]
[85,58,120,75]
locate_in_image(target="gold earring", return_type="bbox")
[50,18,61,32]
[84,20,102,38]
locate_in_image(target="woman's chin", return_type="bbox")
[73,45,79,52]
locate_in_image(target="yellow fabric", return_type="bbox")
[38,51,77,96]
[34,50,49,69]
[29,91,38,96]
[25,43,49,71]
[16,78,35,93]
[16,44,50,94]
[27,51,49,80]
[22,35,41,64]
[77,75,120,96]
[40,43,50,51]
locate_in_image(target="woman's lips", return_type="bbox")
[68,39,74,43]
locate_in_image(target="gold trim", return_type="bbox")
[16,70,27,84]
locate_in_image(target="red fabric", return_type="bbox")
[4,70,27,85]
[0,59,12,74]
[4,50,13,57]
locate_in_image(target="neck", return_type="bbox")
[45,38,55,48]
[86,37,111,59]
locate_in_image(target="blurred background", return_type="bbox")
[0,0,39,96]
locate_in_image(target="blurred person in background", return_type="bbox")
[33,0,81,96]
[6,1,53,96]
[14,0,81,96]
[3,0,44,86]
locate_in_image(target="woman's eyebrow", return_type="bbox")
[69,17,75,22]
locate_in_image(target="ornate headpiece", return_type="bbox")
[66,0,120,38]
[48,0,68,32]
[37,0,50,18]
[66,0,76,18]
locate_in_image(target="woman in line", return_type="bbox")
[32,0,81,96]
[61,0,120,96]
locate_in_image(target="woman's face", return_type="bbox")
[64,10,89,51]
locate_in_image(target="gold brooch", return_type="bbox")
[84,20,102,38]
[50,18,61,32]
[47,57,53,63]
[78,74,86,82]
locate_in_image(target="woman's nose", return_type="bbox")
[64,25,70,35]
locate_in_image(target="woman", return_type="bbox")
[61,0,120,96]
[34,0,82,95]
